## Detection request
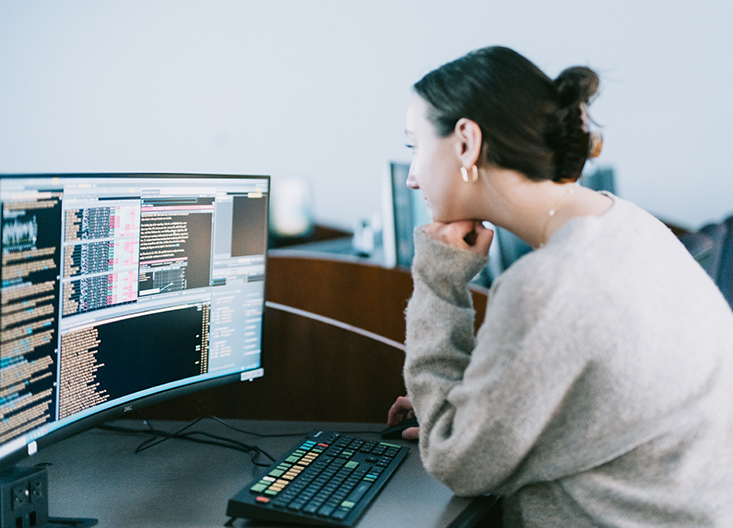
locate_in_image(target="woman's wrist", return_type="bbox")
[412,228,488,304]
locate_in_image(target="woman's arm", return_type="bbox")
[405,228,591,497]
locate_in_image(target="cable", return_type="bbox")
[203,415,381,439]
[97,415,386,468]
[97,416,276,467]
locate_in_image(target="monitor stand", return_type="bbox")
[1,466,97,528]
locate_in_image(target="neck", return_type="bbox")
[473,169,611,249]
[539,182,580,247]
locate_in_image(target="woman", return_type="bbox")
[388,46,733,527]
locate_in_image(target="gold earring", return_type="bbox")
[461,165,478,183]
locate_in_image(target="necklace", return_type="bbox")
[539,182,579,248]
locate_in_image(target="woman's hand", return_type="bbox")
[422,220,494,257]
[387,396,420,441]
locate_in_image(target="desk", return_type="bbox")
[20,419,497,528]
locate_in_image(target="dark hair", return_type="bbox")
[413,46,599,183]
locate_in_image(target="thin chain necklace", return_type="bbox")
[539,182,579,248]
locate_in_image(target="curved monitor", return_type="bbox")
[0,173,269,469]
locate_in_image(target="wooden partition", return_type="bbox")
[146,253,489,423]
[264,252,489,340]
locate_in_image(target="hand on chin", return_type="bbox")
[421,220,493,257]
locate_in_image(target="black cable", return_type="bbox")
[137,418,276,467]
[98,416,276,467]
[97,415,386,468]
[205,415,311,438]
[203,415,381,439]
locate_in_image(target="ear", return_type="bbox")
[454,118,483,167]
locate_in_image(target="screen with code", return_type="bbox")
[0,173,269,463]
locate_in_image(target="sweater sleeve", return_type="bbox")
[405,228,593,497]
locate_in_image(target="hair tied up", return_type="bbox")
[550,66,601,182]
[413,46,603,183]
[554,66,599,107]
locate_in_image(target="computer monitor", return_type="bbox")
[381,162,432,269]
[0,173,269,476]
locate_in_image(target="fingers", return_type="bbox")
[387,396,414,426]
[388,396,420,442]
[402,426,420,441]
[471,222,494,256]
[422,220,494,257]
[422,221,477,250]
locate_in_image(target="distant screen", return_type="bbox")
[0,173,269,462]
[389,163,432,268]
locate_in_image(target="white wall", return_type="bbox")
[1,0,731,231]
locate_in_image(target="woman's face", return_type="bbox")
[405,94,464,223]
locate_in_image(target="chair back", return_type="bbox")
[679,215,733,309]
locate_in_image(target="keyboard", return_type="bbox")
[226,429,410,526]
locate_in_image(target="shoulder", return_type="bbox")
[483,196,671,338]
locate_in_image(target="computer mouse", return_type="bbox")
[380,416,419,440]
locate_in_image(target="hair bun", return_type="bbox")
[550,66,600,182]
[554,66,599,107]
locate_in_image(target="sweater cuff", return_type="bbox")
[412,227,488,306]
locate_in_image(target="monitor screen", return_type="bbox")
[381,162,432,269]
[0,173,269,467]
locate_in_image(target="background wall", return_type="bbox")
[1,0,731,231]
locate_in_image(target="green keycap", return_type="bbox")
[341,501,355,509]
[250,483,268,492]
[345,461,359,469]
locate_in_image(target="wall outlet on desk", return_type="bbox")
[0,466,49,528]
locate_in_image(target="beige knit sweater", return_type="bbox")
[405,195,733,527]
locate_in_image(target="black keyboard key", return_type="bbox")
[346,481,372,505]
[317,504,336,517]
[332,507,351,520]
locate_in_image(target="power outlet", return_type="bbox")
[28,481,43,505]
[11,486,28,510]
[1,467,49,528]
